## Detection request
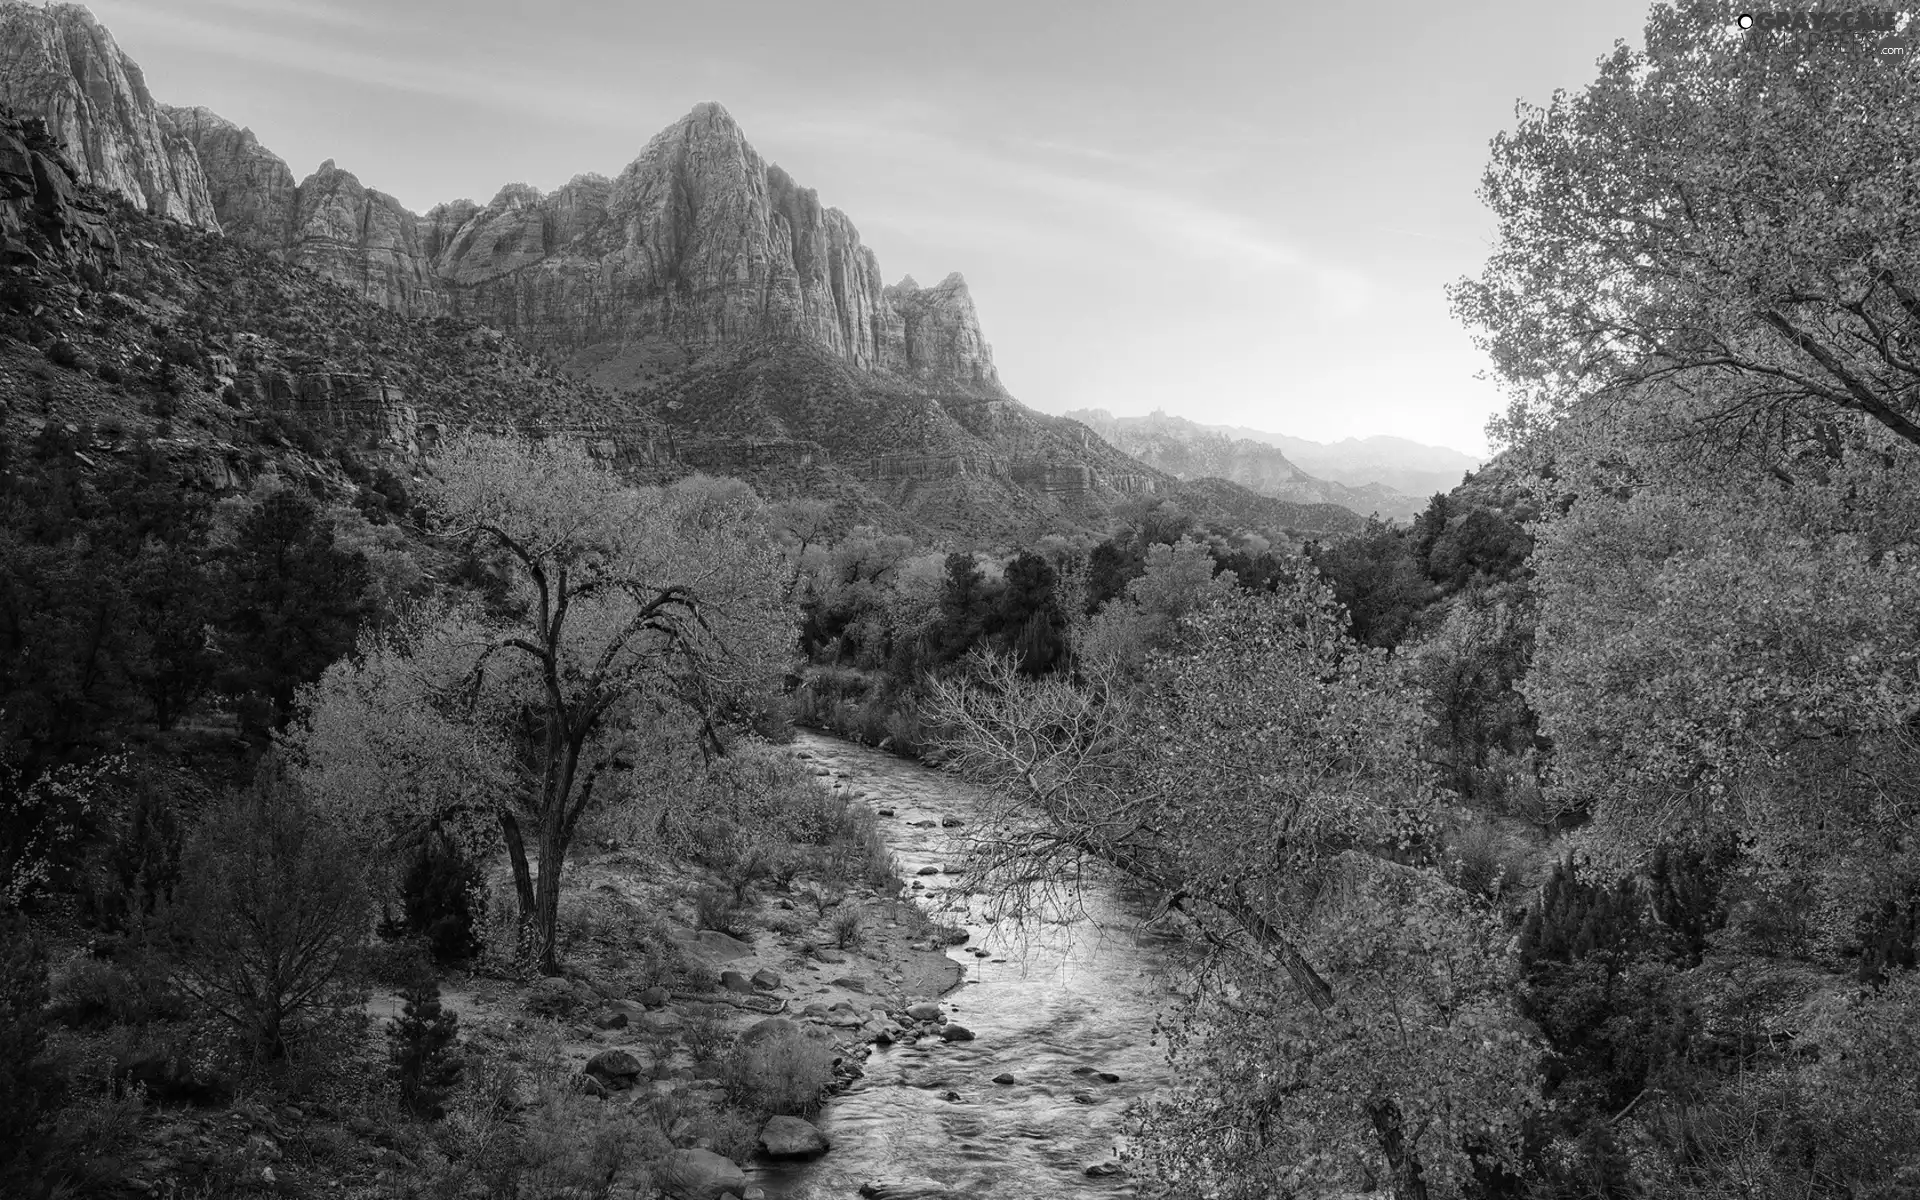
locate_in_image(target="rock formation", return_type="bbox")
[0,2,217,229]
[0,107,116,270]
[157,105,294,252]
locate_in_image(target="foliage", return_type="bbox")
[928,562,1539,1196]
[720,1023,837,1117]
[1306,515,1431,650]
[394,826,486,965]
[388,972,463,1120]
[1453,0,1920,459]
[160,768,370,1063]
[291,435,795,974]
[0,914,54,1188]
[222,487,371,733]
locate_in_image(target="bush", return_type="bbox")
[161,769,370,1063]
[0,915,54,1186]
[394,827,485,965]
[46,954,144,1029]
[389,972,462,1120]
[719,1024,837,1117]
[694,885,754,939]
[831,909,864,950]
[683,1009,732,1065]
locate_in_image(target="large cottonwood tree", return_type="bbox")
[290,435,793,974]
[1452,0,1920,459]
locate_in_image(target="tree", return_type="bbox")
[1452,0,1920,459]
[388,971,462,1119]
[1308,516,1431,650]
[162,769,369,1064]
[223,487,370,731]
[926,567,1539,1197]
[291,435,793,974]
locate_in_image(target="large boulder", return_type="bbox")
[581,1049,643,1090]
[739,1017,803,1048]
[657,1147,747,1199]
[720,969,755,994]
[905,1002,943,1022]
[938,1023,975,1042]
[758,1114,830,1159]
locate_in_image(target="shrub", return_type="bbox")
[389,972,463,1120]
[44,339,78,368]
[395,827,485,965]
[719,1024,836,1117]
[683,1010,732,1065]
[0,915,54,1185]
[694,886,754,939]
[161,769,370,1063]
[1441,816,1527,903]
[46,954,143,1029]
[831,909,864,950]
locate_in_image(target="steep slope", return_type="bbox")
[0,0,216,229]
[1069,408,1418,521]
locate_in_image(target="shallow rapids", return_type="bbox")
[752,732,1182,1200]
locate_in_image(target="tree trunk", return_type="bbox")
[1368,1098,1430,1200]
[532,819,565,975]
[498,811,536,960]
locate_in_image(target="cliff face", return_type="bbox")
[0,107,116,269]
[0,2,216,229]
[158,105,293,252]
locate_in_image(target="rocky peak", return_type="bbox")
[0,1,217,228]
[159,104,294,251]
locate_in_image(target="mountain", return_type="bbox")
[0,2,1369,542]
[1211,426,1482,500]
[1066,408,1421,521]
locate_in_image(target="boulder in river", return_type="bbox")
[941,816,964,827]
[938,1023,975,1042]
[758,1114,831,1158]
[877,808,896,817]
[1086,1160,1126,1177]
[992,1072,1015,1085]
[658,1147,747,1198]
[915,866,941,876]
[905,1001,943,1021]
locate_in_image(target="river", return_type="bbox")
[752,731,1184,1200]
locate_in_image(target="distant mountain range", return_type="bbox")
[1065,410,1480,521]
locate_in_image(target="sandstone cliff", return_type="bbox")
[0,106,115,270]
[157,105,293,252]
[0,2,216,229]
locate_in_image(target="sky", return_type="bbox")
[85,0,1670,458]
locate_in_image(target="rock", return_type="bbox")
[877,808,895,817]
[1085,1160,1125,1177]
[911,821,937,829]
[905,1002,943,1021]
[657,1147,747,1199]
[757,1114,830,1159]
[858,1179,954,1200]
[812,948,847,965]
[941,816,964,828]
[915,866,941,876]
[0,5,219,230]
[992,1073,1015,1084]
[937,1024,975,1042]
[720,970,755,995]
[829,976,868,993]
[593,1010,629,1030]
[581,1049,643,1090]
[579,1073,609,1099]
[750,967,782,990]
[873,1028,893,1046]
[693,930,755,961]
[1096,1071,1121,1083]
[739,1017,803,1048]
[636,986,671,1008]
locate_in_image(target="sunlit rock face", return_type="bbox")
[0,2,218,229]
